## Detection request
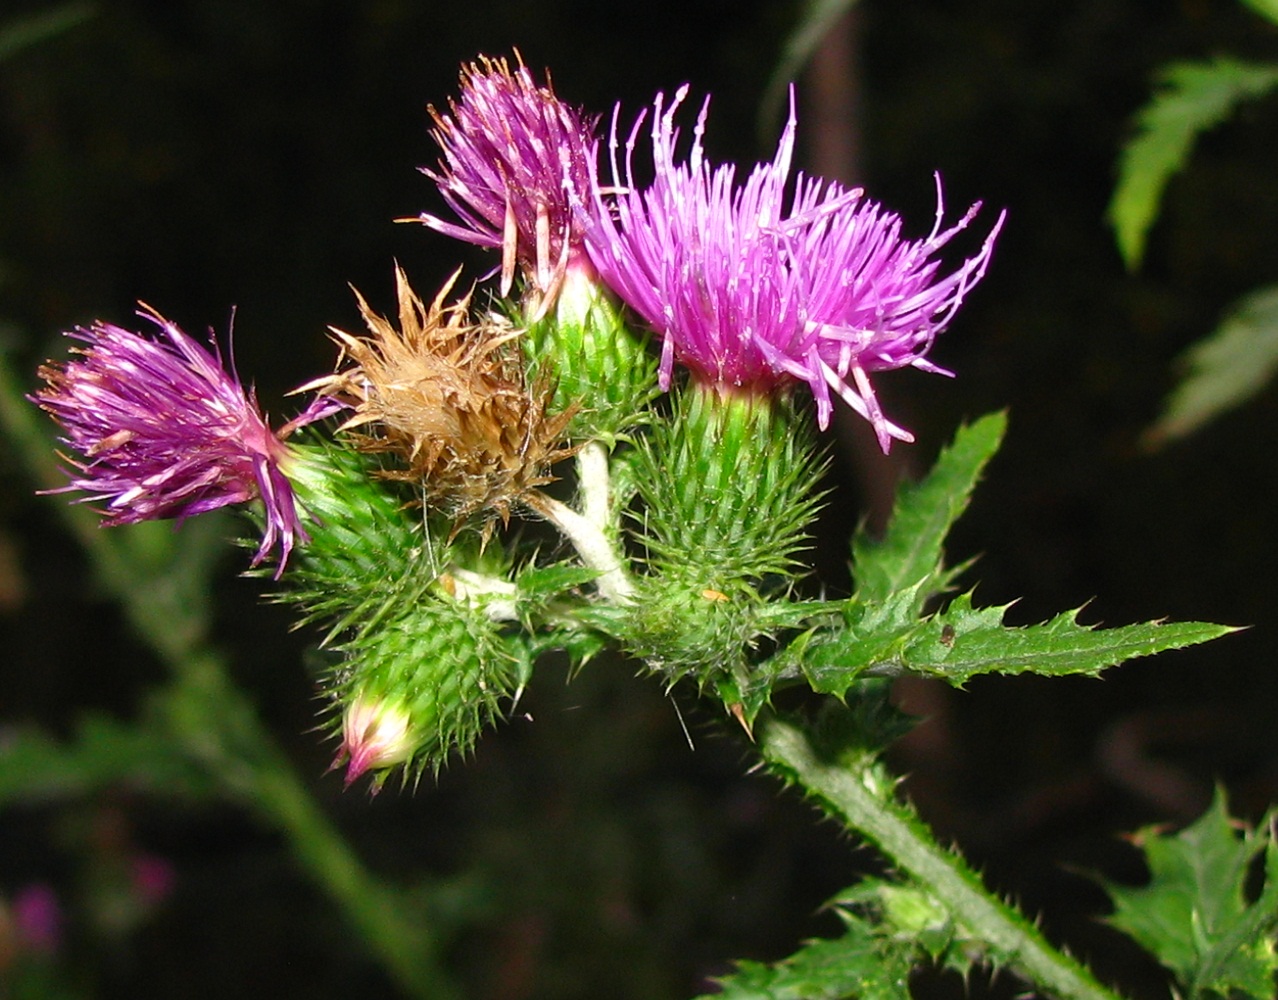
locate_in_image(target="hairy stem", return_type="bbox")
[577,439,612,528]
[760,715,1124,1000]
[534,493,634,601]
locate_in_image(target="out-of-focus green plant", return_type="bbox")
[1109,1,1278,443]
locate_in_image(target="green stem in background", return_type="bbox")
[0,356,456,999]
[760,715,1124,1000]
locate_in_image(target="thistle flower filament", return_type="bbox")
[35,306,320,572]
[411,54,600,315]
[583,87,1005,450]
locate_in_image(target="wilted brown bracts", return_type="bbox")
[307,266,576,529]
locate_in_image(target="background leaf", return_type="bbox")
[1147,284,1278,444]
[758,0,861,142]
[1109,58,1278,270]
[0,2,95,63]
[1239,0,1278,28]
[1100,789,1278,999]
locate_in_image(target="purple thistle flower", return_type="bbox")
[409,54,601,313]
[581,86,1006,451]
[35,305,327,574]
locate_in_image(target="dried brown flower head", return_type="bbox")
[306,266,576,528]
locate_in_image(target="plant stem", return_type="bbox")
[528,487,634,603]
[577,439,611,528]
[760,715,1124,1000]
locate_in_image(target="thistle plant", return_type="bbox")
[23,51,1259,1000]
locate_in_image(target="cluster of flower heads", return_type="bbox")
[31,52,1004,787]
[34,52,1002,577]
[415,56,1003,450]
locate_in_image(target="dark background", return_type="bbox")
[2,1,1277,997]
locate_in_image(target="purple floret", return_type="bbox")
[582,86,1005,451]
[412,55,600,309]
[35,305,318,573]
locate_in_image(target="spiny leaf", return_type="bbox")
[1147,284,1278,445]
[798,593,1235,694]
[701,911,913,1000]
[852,412,1005,613]
[1109,58,1278,270]
[1100,789,1278,999]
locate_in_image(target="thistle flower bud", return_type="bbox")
[329,592,520,789]
[338,693,418,786]
[303,266,576,533]
[523,262,659,443]
[624,383,826,683]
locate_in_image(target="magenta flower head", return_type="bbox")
[410,53,601,313]
[582,87,1006,451]
[35,305,325,574]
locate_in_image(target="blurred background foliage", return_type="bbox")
[2,0,1277,997]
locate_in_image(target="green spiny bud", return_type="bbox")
[280,439,442,636]
[329,591,519,790]
[619,383,827,686]
[524,265,658,442]
[631,382,826,582]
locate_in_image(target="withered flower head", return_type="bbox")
[305,266,575,529]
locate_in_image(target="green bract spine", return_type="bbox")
[523,268,659,442]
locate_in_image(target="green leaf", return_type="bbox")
[702,911,913,1000]
[0,2,94,63]
[799,593,1235,693]
[1101,789,1278,999]
[1110,58,1278,270]
[0,715,212,805]
[851,412,1005,611]
[1147,284,1278,444]
[1239,0,1278,28]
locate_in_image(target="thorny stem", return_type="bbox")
[529,442,634,602]
[761,716,1125,1000]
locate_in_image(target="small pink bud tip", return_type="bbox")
[336,694,417,789]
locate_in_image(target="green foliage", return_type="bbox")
[1240,0,1278,27]
[851,412,1004,611]
[702,909,913,1000]
[0,2,95,63]
[1147,284,1278,443]
[1109,57,1278,270]
[802,593,1234,692]
[760,414,1235,700]
[1100,789,1278,999]
[0,714,212,804]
